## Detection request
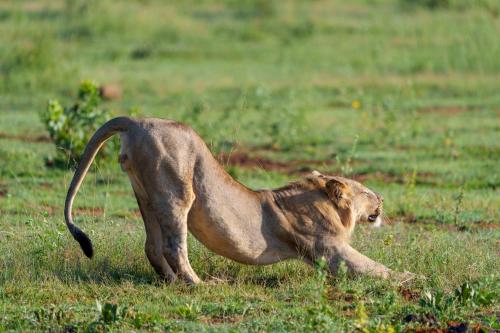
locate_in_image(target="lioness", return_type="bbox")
[65,117,413,283]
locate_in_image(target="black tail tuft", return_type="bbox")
[73,227,94,258]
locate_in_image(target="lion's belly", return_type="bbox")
[187,201,281,265]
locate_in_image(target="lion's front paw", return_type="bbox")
[393,271,424,284]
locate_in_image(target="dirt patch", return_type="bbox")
[202,314,243,325]
[40,182,53,189]
[404,313,439,328]
[38,205,104,216]
[99,84,122,100]
[391,214,468,232]
[218,151,289,171]
[247,143,285,153]
[75,207,105,216]
[39,204,56,215]
[0,184,7,197]
[112,209,142,219]
[327,286,357,302]
[391,214,499,232]
[0,132,50,143]
[217,150,332,174]
[351,171,400,183]
[217,150,440,188]
[399,286,420,302]
[405,320,488,333]
[352,171,436,185]
[474,222,500,230]
[416,106,467,115]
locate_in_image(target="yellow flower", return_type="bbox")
[351,99,361,109]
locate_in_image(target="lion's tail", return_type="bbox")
[64,116,135,258]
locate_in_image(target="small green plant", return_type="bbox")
[86,301,138,332]
[419,289,451,312]
[314,256,329,295]
[419,276,497,317]
[33,305,71,330]
[40,80,115,167]
[454,278,497,307]
[175,302,201,320]
[97,301,120,325]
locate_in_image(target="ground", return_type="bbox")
[0,0,499,332]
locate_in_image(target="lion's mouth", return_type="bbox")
[371,216,383,228]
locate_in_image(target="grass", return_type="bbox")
[0,0,499,331]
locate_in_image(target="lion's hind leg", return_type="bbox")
[135,194,177,283]
[151,199,201,284]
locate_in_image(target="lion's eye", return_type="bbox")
[368,214,378,222]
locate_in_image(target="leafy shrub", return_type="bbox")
[40,80,115,167]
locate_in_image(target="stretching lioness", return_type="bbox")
[65,117,413,283]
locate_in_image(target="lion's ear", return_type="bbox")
[305,171,325,188]
[311,170,322,177]
[325,178,352,209]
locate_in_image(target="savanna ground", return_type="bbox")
[0,0,499,332]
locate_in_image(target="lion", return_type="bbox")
[64,117,414,284]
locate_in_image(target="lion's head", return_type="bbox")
[310,170,384,228]
[272,170,385,272]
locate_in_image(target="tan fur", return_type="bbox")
[64,117,414,284]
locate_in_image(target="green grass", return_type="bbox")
[0,0,499,331]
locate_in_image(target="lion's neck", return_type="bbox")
[268,184,353,253]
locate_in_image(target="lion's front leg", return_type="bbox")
[331,244,392,278]
[329,244,415,282]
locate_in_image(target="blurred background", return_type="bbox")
[1,0,498,206]
[0,1,499,331]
